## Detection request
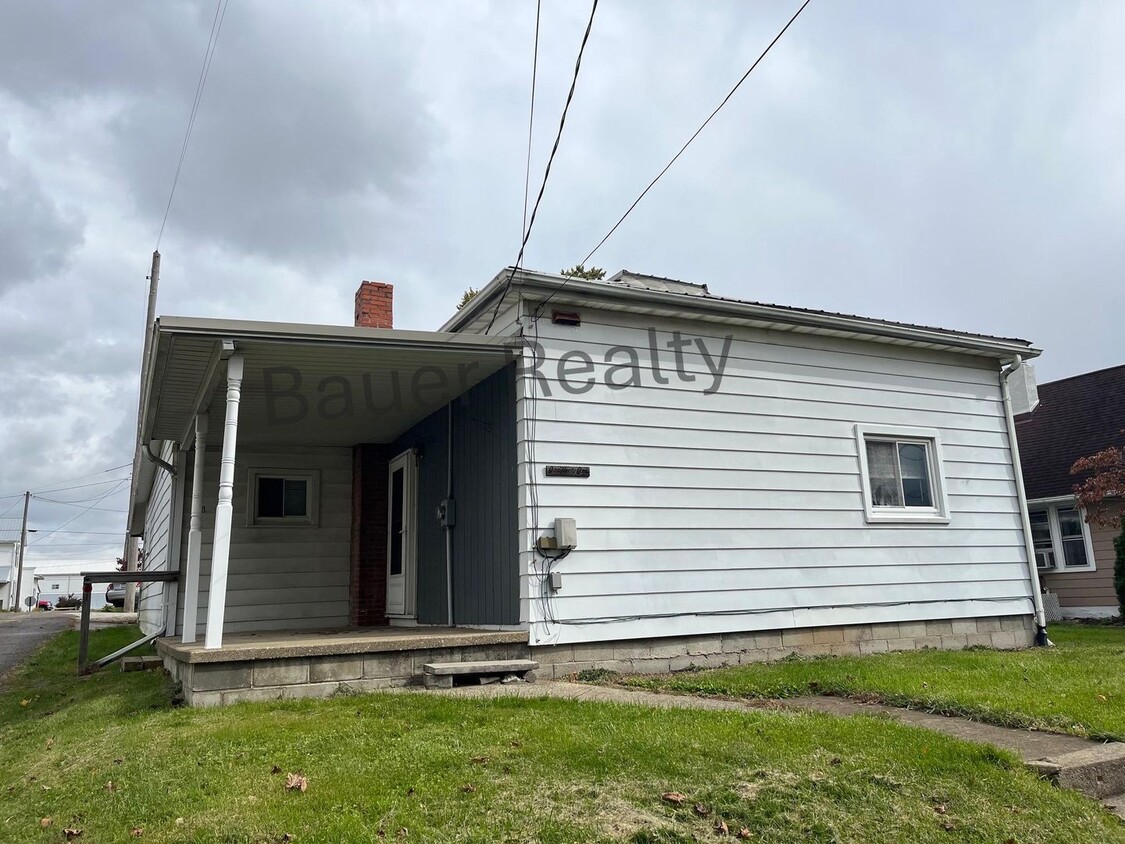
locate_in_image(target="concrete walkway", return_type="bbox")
[419,681,1125,817]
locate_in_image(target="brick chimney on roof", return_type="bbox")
[354,281,393,329]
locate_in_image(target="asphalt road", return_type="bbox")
[0,612,73,690]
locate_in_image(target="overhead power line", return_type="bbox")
[0,462,132,500]
[155,0,231,249]
[484,0,600,334]
[30,479,131,544]
[32,477,131,496]
[578,0,813,267]
[521,0,543,241]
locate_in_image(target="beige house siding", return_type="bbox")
[1042,520,1119,609]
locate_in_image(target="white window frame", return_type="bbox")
[247,469,320,527]
[855,425,950,524]
[1027,497,1096,573]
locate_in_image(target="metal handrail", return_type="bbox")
[78,571,179,674]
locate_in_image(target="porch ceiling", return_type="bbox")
[143,317,520,448]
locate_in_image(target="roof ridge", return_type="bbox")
[1038,362,1125,389]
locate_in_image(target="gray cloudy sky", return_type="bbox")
[1,0,1121,572]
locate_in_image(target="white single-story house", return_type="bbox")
[39,571,110,609]
[131,269,1048,705]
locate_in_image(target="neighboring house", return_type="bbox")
[0,518,30,612]
[1015,364,1125,619]
[130,269,1048,705]
[38,572,110,610]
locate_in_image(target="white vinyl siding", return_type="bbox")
[176,447,351,636]
[516,309,1034,646]
[138,441,178,635]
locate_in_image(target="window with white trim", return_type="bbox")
[248,469,319,527]
[855,425,950,523]
[1029,503,1094,571]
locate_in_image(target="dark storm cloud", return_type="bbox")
[0,0,437,262]
[0,132,85,291]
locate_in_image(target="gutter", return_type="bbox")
[1000,355,1051,646]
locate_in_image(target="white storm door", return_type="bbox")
[386,449,417,617]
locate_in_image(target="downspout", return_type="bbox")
[144,442,177,476]
[1000,355,1050,646]
[445,402,455,626]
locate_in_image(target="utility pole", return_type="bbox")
[13,491,29,612]
[124,250,160,617]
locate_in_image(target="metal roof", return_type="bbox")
[0,518,22,543]
[444,267,1040,360]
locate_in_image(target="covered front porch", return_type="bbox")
[131,314,526,697]
[157,626,531,706]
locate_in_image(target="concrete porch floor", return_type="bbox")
[157,626,529,665]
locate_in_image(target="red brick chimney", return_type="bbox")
[354,281,394,329]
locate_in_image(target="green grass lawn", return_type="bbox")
[0,628,1122,843]
[621,623,1125,742]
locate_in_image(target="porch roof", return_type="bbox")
[141,316,520,450]
[130,317,519,530]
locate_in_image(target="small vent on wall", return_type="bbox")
[551,310,581,327]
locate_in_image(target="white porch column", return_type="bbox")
[181,414,208,643]
[204,356,243,649]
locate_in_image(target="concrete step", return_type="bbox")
[422,659,538,689]
[1027,742,1125,800]
[121,655,163,672]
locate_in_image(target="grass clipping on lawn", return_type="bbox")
[622,623,1125,742]
[0,628,1122,843]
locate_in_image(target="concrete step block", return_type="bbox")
[1029,742,1125,799]
[422,659,538,676]
[120,656,163,672]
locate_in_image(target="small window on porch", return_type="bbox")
[248,470,319,526]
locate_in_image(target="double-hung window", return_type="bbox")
[855,425,950,523]
[1029,502,1093,571]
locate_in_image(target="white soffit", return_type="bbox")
[144,319,519,448]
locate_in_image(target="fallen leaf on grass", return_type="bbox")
[271,765,282,775]
[470,756,489,765]
[131,828,144,837]
[39,818,52,828]
[285,773,308,793]
[64,829,82,840]
[693,803,711,817]
[661,791,687,805]
[933,804,948,815]
[281,835,295,843]
[175,818,184,825]
[19,699,29,707]
[397,827,408,838]
[941,820,956,832]
[1097,694,1108,702]
[46,738,54,748]
[737,829,753,839]
[715,819,729,835]
[104,781,117,793]
[461,784,476,793]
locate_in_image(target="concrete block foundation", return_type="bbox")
[531,614,1037,680]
